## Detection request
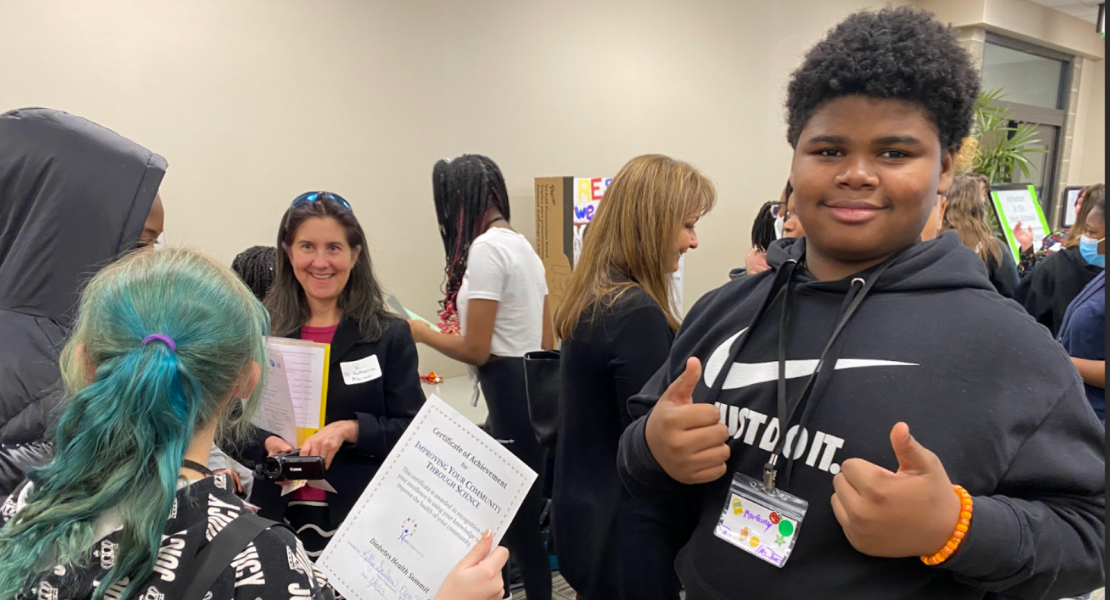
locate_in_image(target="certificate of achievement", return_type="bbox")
[318,395,537,600]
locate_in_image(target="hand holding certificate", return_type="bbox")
[319,395,536,600]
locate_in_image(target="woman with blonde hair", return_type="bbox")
[941,175,1019,297]
[552,154,715,600]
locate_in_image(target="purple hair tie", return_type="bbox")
[142,334,177,352]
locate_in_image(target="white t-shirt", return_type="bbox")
[458,227,548,358]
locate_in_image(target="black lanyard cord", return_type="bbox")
[762,251,902,491]
[182,459,215,477]
[704,259,800,407]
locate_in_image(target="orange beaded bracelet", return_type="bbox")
[921,485,973,566]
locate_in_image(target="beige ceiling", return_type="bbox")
[1026,0,1102,24]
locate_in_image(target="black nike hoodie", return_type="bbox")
[618,233,1105,600]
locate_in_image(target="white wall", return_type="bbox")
[0,0,925,377]
[1073,58,1106,185]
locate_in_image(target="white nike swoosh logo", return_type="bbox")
[703,329,918,390]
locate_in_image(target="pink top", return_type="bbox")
[300,324,338,345]
[291,324,337,502]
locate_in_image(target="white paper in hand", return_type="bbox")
[251,347,298,445]
[319,395,537,600]
[267,338,329,432]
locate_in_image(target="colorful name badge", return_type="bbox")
[714,472,808,568]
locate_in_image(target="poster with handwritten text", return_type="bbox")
[991,185,1050,261]
[572,176,611,267]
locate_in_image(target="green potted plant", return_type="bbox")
[969,88,1046,183]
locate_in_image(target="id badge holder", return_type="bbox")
[714,472,808,568]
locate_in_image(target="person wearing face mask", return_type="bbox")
[245,192,427,559]
[0,108,166,500]
[1014,184,1097,276]
[1016,184,1105,337]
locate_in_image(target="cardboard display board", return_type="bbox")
[1063,186,1085,227]
[534,177,610,317]
[991,184,1051,261]
[535,176,684,318]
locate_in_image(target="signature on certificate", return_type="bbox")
[356,547,422,599]
[357,549,399,590]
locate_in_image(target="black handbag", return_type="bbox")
[522,350,561,449]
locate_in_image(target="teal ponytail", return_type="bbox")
[0,248,269,599]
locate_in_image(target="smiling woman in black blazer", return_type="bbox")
[249,191,425,558]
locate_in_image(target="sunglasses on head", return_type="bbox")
[291,191,351,210]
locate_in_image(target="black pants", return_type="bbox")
[610,496,684,600]
[478,358,552,600]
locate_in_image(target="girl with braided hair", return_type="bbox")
[411,155,553,600]
[231,245,278,301]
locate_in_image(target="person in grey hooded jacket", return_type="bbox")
[0,107,166,498]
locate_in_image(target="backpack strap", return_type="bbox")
[181,511,291,600]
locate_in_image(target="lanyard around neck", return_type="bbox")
[701,248,903,492]
[763,252,900,490]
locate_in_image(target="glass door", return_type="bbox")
[1008,121,1060,211]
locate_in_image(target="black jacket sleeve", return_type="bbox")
[617,286,728,498]
[1015,258,1056,331]
[990,240,1019,299]
[609,302,673,420]
[939,382,1106,598]
[353,323,425,458]
[617,368,684,497]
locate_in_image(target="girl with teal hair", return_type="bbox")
[0,248,334,599]
[0,247,511,600]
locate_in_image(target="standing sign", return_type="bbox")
[991,184,1051,261]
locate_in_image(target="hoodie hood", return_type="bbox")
[765,231,996,294]
[0,108,167,324]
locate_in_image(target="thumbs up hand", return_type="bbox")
[645,357,731,485]
[831,423,962,558]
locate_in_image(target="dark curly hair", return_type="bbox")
[786,6,980,151]
[231,245,277,302]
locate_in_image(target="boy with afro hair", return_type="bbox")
[618,7,1104,599]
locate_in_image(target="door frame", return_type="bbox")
[983,32,1074,228]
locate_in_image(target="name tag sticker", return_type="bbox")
[714,472,808,568]
[341,355,382,385]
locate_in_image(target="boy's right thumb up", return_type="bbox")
[660,357,702,406]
